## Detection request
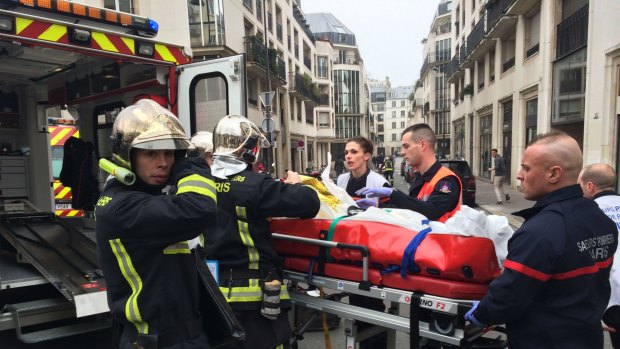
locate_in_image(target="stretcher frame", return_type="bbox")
[273,233,508,348]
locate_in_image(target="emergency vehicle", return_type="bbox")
[0,0,244,343]
[0,1,505,348]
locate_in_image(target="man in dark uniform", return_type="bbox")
[357,123,461,222]
[96,99,219,349]
[465,132,618,349]
[203,115,320,349]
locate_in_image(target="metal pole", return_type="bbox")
[263,0,273,176]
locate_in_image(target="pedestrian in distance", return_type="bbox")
[203,115,320,349]
[578,163,620,349]
[489,148,510,204]
[465,131,618,349]
[334,156,345,176]
[356,123,462,223]
[96,99,219,349]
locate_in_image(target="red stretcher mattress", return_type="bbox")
[271,218,501,284]
[283,257,489,300]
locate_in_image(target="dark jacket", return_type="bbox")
[95,158,218,336]
[204,170,320,311]
[474,185,617,349]
[387,161,461,221]
[493,154,506,176]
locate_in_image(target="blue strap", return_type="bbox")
[401,226,432,278]
[380,264,401,276]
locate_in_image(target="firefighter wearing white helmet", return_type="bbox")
[96,99,218,349]
[204,115,320,349]
[189,131,214,166]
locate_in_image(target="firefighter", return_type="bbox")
[95,99,219,349]
[189,131,214,166]
[356,123,462,222]
[382,156,394,186]
[466,132,617,348]
[203,115,320,349]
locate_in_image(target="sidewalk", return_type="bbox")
[475,177,531,228]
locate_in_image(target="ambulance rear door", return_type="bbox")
[176,54,247,135]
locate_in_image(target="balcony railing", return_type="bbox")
[289,72,320,105]
[445,54,460,78]
[303,54,311,70]
[244,36,287,82]
[467,14,486,52]
[459,43,468,64]
[292,4,315,43]
[502,56,515,72]
[526,43,539,58]
[486,0,515,29]
[557,4,588,59]
[421,49,451,77]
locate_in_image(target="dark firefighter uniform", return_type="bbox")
[96,158,218,349]
[387,161,461,222]
[204,170,320,349]
[473,185,618,349]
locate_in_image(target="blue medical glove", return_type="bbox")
[355,198,379,210]
[355,187,393,198]
[464,301,485,327]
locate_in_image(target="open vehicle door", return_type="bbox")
[176,54,247,136]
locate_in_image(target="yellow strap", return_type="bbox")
[177,174,217,201]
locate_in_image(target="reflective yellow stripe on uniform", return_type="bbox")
[163,241,191,254]
[109,239,149,334]
[220,285,290,303]
[236,206,260,287]
[177,174,217,202]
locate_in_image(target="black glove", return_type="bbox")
[170,157,212,184]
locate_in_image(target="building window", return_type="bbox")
[400,110,405,117]
[552,48,586,124]
[318,112,330,128]
[392,111,396,118]
[188,0,225,47]
[525,10,541,58]
[391,133,397,141]
[401,100,405,107]
[378,124,384,132]
[317,56,328,78]
[104,0,133,13]
[526,98,538,144]
[392,101,396,107]
[335,116,362,139]
[400,121,405,128]
[333,70,360,114]
[243,0,252,11]
[378,114,384,121]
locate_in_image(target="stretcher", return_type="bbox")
[271,220,508,348]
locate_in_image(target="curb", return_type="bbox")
[478,204,524,229]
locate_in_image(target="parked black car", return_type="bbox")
[439,159,476,207]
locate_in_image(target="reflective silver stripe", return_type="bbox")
[235,206,260,287]
[109,239,149,334]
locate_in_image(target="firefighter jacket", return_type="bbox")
[203,170,320,311]
[474,185,618,349]
[388,161,461,222]
[383,159,393,172]
[95,157,218,336]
